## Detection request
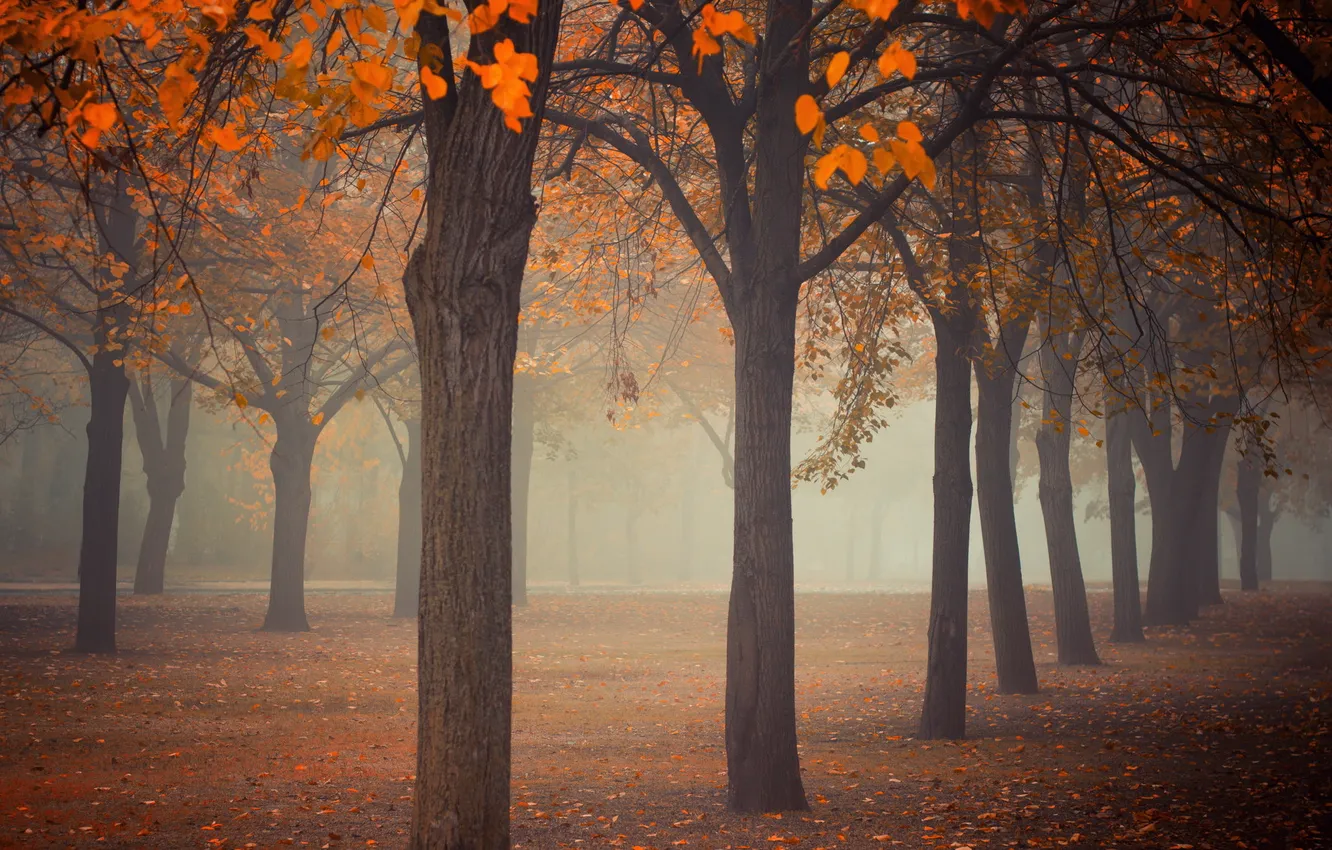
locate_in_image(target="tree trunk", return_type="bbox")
[567,466,579,588]
[1164,427,1212,623]
[1257,498,1276,582]
[394,419,423,618]
[1105,411,1144,642]
[1133,401,1191,626]
[1194,424,1232,606]
[919,311,976,737]
[1237,443,1260,591]
[512,375,536,606]
[74,346,131,654]
[130,379,192,595]
[262,420,316,632]
[404,3,562,843]
[724,284,808,812]
[974,318,1039,694]
[1034,332,1099,666]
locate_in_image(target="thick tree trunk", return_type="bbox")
[920,312,976,737]
[567,466,580,588]
[130,379,192,595]
[262,421,316,632]
[1133,402,1191,626]
[512,376,535,606]
[1163,427,1212,623]
[74,347,131,654]
[724,285,808,812]
[1237,444,1260,591]
[974,318,1039,694]
[1105,411,1144,642]
[405,3,562,843]
[1034,333,1099,666]
[394,419,423,618]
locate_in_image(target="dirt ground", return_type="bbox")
[1,586,1329,849]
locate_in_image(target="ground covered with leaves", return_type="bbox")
[1,586,1329,849]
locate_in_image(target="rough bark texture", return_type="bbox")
[405,3,562,845]
[394,419,423,619]
[919,309,976,738]
[1105,411,1144,642]
[512,376,536,606]
[724,283,808,811]
[1237,444,1260,591]
[129,378,192,595]
[262,417,317,632]
[974,318,1039,694]
[1034,331,1100,666]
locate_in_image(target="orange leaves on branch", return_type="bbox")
[795,94,826,147]
[955,0,1026,28]
[234,393,249,410]
[420,65,449,99]
[877,41,916,79]
[848,0,898,21]
[158,62,199,128]
[692,4,755,71]
[464,39,539,132]
[814,144,868,189]
[469,0,538,34]
[886,120,935,189]
[244,25,283,61]
[826,51,850,87]
[209,124,248,153]
[77,101,116,148]
[395,0,463,30]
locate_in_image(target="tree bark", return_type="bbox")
[74,345,130,654]
[1237,443,1260,591]
[724,283,808,812]
[919,310,976,737]
[512,375,536,606]
[1194,424,1232,606]
[405,3,562,844]
[1132,400,1191,626]
[974,317,1039,694]
[1105,411,1144,642]
[129,378,192,595]
[262,418,317,632]
[1034,331,1100,666]
[394,419,423,618]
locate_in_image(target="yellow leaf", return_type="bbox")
[288,38,313,70]
[897,120,923,142]
[364,3,389,31]
[795,94,823,136]
[877,41,916,79]
[826,51,850,87]
[420,64,448,99]
[859,123,880,143]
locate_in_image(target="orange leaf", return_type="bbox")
[420,65,448,99]
[826,51,850,87]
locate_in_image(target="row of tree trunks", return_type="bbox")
[128,377,193,595]
[1034,329,1100,666]
[974,316,1040,694]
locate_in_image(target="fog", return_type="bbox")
[4,382,1328,590]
